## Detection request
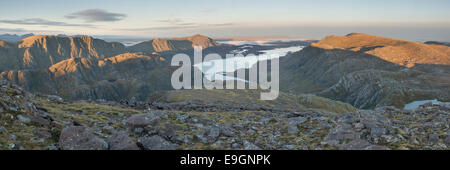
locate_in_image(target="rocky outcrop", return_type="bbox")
[59,126,108,150]
[319,69,450,109]
[107,131,139,150]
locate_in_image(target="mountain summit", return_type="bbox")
[128,34,219,53]
[311,33,450,67]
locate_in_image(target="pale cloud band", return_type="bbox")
[0,18,93,27]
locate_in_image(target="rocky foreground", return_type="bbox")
[1,80,449,150]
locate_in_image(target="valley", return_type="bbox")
[0,33,449,150]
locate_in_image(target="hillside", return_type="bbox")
[312,33,450,67]
[280,33,450,109]
[2,52,172,101]
[1,80,448,150]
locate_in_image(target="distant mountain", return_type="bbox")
[0,33,34,42]
[424,41,450,47]
[280,33,450,109]
[0,34,220,101]
[0,35,126,71]
[128,34,219,53]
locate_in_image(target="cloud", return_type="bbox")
[121,25,199,31]
[200,9,216,13]
[0,18,93,27]
[120,22,236,32]
[156,18,197,26]
[65,9,126,22]
[207,23,235,27]
[0,28,27,33]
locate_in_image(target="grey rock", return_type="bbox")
[206,126,220,143]
[370,127,386,137]
[284,145,297,149]
[444,136,450,146]
[339,140,384,150]
[176,114,189,123]
[324,123,360,145]
[35,130,52,138]
[47,95,64,103]
[59,126,108,150]
[220,123,234,137]
[139,136,176,150]
[102,126,115,134]
[243,140,261,150]
[287,117,307,135]
[288,117,307,124]
[428,134,439,145]
[126,113,161,130]
[8,134,17,140]
[108,131,140,150]
[17,115,31,123]
[45,144,59,150]
[288,122,299,134]
[31,116,51,126]
[365,145,390,150]
[193,134,208,143]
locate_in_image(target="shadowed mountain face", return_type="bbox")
[0,34,222,101]
[281,33,450,109]
[1,52,172,101]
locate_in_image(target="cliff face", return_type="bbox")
[318,69,450,109]
[1,52,172,101]
[18,35,126,69]
[0,35,126,71]
[281,33,450,109]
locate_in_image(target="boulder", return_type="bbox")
[126,113,161,129]
[108,131,140,150]
[59,126,108,150]
[138,136,176,150]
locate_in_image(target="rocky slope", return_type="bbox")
[281,33,450,109]
[319,69,450,109]
[0,34,223,101]
[1,81,448,150]
[2,52,173,101]
[0,35,126,71]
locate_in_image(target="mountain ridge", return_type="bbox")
[280,33,450,109]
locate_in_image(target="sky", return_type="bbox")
[0,0,449,41]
